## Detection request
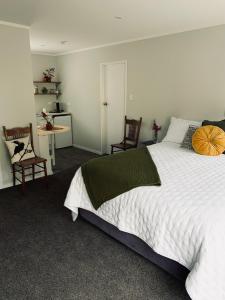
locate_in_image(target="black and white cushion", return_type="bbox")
[5,136,35,164]
[181,125,199,150]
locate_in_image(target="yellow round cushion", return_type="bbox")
[192,125,225,156]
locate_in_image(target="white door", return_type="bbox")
[101,61,126,154]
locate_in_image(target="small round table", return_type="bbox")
[37,125,70,166]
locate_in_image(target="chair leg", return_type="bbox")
[21,167,25,193]
[12,164,16,186]
[32,164,35,181]
[43,161,48,188]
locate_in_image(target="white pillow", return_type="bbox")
[163,117,201,144]
[5,136,35,164]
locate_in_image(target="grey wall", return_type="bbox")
[0,24,36,188]
[32,54,58,113]
[57,25,225,153]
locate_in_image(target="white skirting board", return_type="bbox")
[73,144,102,155]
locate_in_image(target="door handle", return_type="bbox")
[103,102,108,106]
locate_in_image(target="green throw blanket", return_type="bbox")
[81,147,161,210]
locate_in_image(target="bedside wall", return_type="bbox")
[32,25,225,155]
[57,24,225,153]
[0,24,37,188]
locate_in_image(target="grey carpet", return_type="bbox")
[53,147,98,173]
[0,148,190,300]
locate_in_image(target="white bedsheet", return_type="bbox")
[64,142,225,300]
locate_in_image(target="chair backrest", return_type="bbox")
[3,123,34,148]
[123,116,142,146]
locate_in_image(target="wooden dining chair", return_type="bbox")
[111,116,142,154]
[3,123,47,192]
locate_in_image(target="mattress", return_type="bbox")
[65,142,225,300]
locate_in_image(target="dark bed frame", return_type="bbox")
[79,208,189,282]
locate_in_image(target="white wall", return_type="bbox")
[0,24,37,188]
[57,25,225,153]
[32,54,58,81]
[32,54,58,113]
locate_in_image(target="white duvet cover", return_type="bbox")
[64,142,225,300]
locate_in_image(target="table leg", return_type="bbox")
[38,135,53,175]
[51,134,56,166]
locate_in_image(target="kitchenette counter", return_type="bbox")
[36,112,71,117]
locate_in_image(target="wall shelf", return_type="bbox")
[33,81,61,99]
[34,93,62,96]
[33,81,61,84]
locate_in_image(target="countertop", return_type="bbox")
[36,112,71,117]
[37,125,70,136]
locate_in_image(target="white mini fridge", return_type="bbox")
[53,115,73,149]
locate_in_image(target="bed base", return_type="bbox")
[79,208,189,282]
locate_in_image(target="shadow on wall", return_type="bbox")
[0,129,13,189]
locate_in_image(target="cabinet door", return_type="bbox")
[54,115,73,149]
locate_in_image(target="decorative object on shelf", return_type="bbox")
[42,111,53,131]
[41,87,48,94]
[43,67,55,82]
[49,88,56,94]
[33,81,61,99]
[152,120,161,143]
[34,85,38,95]
[55,89,60,96]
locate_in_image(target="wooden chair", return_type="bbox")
[111,116,142,154]
[3,123,47,192]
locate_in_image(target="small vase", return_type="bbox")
[46,122,53,131]
[42,87,48,94]
[153,131,158,143]
[44,76,51,82]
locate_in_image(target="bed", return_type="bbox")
[65,138,225,300]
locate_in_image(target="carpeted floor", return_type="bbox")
[53,147,99,173]
[0,148,190,300]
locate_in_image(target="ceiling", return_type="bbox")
[0,0,225,55]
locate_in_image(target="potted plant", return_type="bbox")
[42,111,53,130]
[43,68,55,82]
[41,87,48,94]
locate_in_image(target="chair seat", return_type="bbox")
[15,156,47,167]
[111,143,136,150]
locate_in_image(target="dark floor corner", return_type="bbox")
[0,147,190,300]
[52,146,99,173]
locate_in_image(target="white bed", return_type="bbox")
[65,141,225,300]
